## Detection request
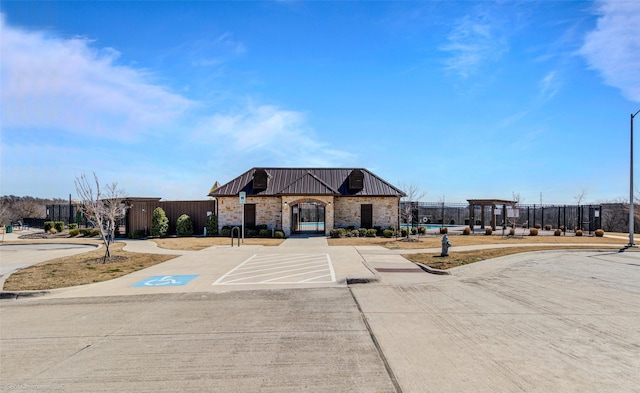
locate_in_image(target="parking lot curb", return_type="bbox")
[1,290,51,300]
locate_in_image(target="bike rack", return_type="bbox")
[231,226,240,247]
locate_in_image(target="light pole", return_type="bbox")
[629,109,640,247]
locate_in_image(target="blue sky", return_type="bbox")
[1,0,639,204]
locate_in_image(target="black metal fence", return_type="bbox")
[401,202,636,234]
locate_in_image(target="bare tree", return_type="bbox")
[74,173,127,262]
[397,182,426,236]
[574,188,588,205]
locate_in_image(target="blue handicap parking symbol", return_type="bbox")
[132,275,199,287]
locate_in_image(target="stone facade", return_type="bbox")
[216,194,399,236]
[334,196,399,229]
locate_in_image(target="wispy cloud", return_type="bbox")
[539,71,560,102]
[440,11,508,78]
[0,15,194,139]
[192,104,354,167]
[579,0,640,103]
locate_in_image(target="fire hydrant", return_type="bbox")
[441,234,451,257]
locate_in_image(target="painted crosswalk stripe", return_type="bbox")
[214,253,335,285]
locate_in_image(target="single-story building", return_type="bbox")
[209,168,406,237]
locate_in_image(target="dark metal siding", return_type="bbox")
[126,199,216,236]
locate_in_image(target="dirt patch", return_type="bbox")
[2,242,177,291]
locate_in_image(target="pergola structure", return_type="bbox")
[467,199,518,231]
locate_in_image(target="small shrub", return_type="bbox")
[48,228,58,234]
[400,228,408,237]
[418,226,426,234]
[366,228,377,237]
[274,230,285,239]
[151,207,169,237]
[544,225,552,231]
[69,228,80,237]
[411,228,418,235]
[529,228,539,236]
[373,226,383,236]
[534,224,542,229]
[259,228,271,238]
[205,214,218,236]
[351,230,360,238]
[130,229,146,239]
[359,228,368,237]
[554,229,562,236]
[576,229,583,236]
[462,227,471,235]
[509,228,515,236]
[595,229,604,237]
[54,221,65,232]
[485,228,492,235]
[439,227,448,234]
[449,219,455,225]
[382,229,394,238]
[68,223,78,230]
[221,228,232,237]
[44,221,55,231]
[330,228,347,238]
[176,214,193,237]
[247,229,259,237]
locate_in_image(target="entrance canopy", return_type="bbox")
[467,199,518,230]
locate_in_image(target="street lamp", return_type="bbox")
[629,109,640,247]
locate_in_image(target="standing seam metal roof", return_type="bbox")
[209,168,406,197]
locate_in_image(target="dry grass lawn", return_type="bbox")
[328,233,625,248]
[152,237,284,250]
[405,245,622,270]
[2,242,177,291]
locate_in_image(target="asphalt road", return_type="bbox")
[1,247,638,392]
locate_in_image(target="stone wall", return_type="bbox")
[334,196,399,229]
[217,195,399,236]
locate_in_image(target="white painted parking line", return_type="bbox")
[214,253,336,285]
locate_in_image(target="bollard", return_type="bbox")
[441,234,451,257]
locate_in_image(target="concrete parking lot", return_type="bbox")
[1,236,638,392]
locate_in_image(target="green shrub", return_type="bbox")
[69,228,80,237]
[205,214,218,237]
[221,227,232,237]
[554,229,562,236]
[411,228,418,235]
[68,223,78,230]
[382,229,394,238]
[247,229,259,237]
[274,230,285,239]
[351,230,360,238]
[485,228,492,235]
[400,228,408,237]
[176,214,193,237]
[130,229,146,239]
[462,227,471,235]
[151,207,169,237]
[439,227,448,234]
[529,228,539,236]
[418,226,426,234]
[330,228,347,238]
[595,229,604,237]
[44,221,54,231]
[358,228,368,237]
[258,228,271,238]
[575,229,583,237]
[54,221,65,232]
[366,228,377,237]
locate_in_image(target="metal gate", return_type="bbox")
[292,202,325,233]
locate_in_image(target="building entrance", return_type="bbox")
[292,202,325,233]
